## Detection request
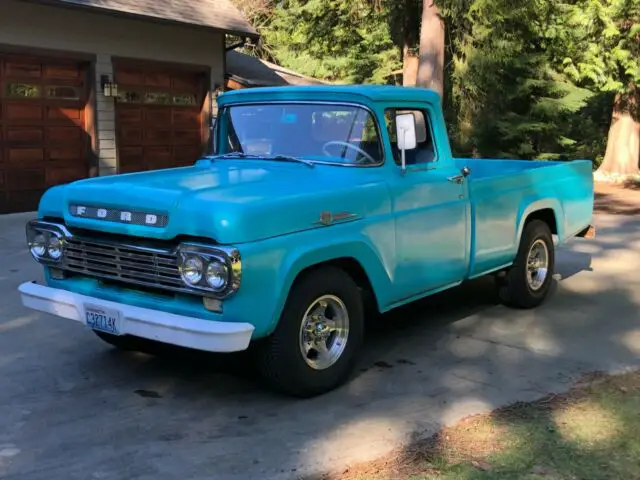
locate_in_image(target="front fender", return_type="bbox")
[265,231,393,337]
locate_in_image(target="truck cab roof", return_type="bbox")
[218,85,442,106]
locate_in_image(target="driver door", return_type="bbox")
[384,106,469,300]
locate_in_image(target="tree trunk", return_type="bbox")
[416,0,445,97]
[596,93,640,179]
[403,48,419,86]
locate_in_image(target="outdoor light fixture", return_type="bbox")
[100,74,118,97]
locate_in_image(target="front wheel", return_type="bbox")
[498,219,555,309]
[256,266,364,398]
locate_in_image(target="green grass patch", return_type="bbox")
[332,370,640,480]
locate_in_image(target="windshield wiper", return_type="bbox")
[267,155,315,168]
[205,152,263,160]
[205,152,315,168]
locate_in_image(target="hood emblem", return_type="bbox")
[69,204,168,228]
[315,211,358,226]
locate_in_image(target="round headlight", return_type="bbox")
[30,233,47,258]
[180,255,204,286]
[47,236,63,260]
[205,261,229,290]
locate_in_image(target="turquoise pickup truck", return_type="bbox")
[19,86,595,397]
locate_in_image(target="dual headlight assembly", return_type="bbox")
[26,220,241,299]
[176,244,241,297]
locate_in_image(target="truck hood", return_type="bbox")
[40,160,386,244]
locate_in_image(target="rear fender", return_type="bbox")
[515,198,564,247]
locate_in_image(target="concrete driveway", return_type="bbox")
[1,212,638,480]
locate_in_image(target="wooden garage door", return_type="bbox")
[114,66,205,174]
[0,55,88,214]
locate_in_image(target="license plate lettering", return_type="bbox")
[84,305,121,335]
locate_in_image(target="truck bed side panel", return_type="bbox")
[453,158,593,278]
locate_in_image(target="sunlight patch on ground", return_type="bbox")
[619,329,640,355]
[0,315,35,333]
[523,325,562,356]
[447,335,489,358]
[300,415,413,472]
[553,399,622,446]
[441,397,494,425]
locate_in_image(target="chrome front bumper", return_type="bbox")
[18,281,254,353]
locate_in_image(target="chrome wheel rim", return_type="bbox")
[299,295,350,370]
[526,239,549,291]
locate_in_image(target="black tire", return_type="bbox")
[256,266,364,398]
[498,219,555,309]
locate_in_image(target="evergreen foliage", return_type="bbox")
[231,0,638,165]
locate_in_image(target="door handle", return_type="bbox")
[448,166,471,184]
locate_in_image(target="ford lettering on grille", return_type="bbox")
[69,205,168,227]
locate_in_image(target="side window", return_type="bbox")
[384,108,437,166]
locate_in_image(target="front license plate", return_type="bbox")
[84,304,122,335]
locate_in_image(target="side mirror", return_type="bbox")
[395,113,417,172]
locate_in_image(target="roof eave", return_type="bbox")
[20,0,261,40]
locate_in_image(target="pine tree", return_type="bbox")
[264,0,401,84]
[443,0,594,159]
[553,0,640,178]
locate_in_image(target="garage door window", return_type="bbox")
[46,86,80,100]
[117,88,198,107]
[6,83,41,98]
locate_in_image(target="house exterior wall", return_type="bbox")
[0,0,224,176]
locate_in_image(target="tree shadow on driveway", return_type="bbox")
[1,215,639,480]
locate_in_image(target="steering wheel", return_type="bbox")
[322,141,376,164]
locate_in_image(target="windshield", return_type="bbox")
[217,103,383,166]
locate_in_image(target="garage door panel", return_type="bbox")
[119,146,143,162]
[175,146,202,162]
[120,162,145,174]
[145,73,171,88]
[5,61,42,79]
[48,126,82,143]
[117,106,142,124]
[46,166,85,186]
[7,168,45,189]
[46,106,82,124]
[115,65,205,174]
[144,129,172,146]
[1,55,88,213]
[173,109,200,126]
[6,103,43,121]
[146,146,173,168]
[115,70,145,85]
[6,190,41,212]
[7,127,44,143]
[173,129,201,145]
[48,146,82,162]
[171,74,201,91]
[43,64,81,81]
[144,107,172,125]
[8,148,44,164]
[119,127,142,146]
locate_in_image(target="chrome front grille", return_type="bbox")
[62,237,184,293]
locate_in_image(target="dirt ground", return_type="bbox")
[317,370,640,480]
[594,181,640,215]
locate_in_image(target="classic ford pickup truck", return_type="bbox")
[19,85,595,397]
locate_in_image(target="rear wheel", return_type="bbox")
[256,266,364,398]
[498,219,555,308]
